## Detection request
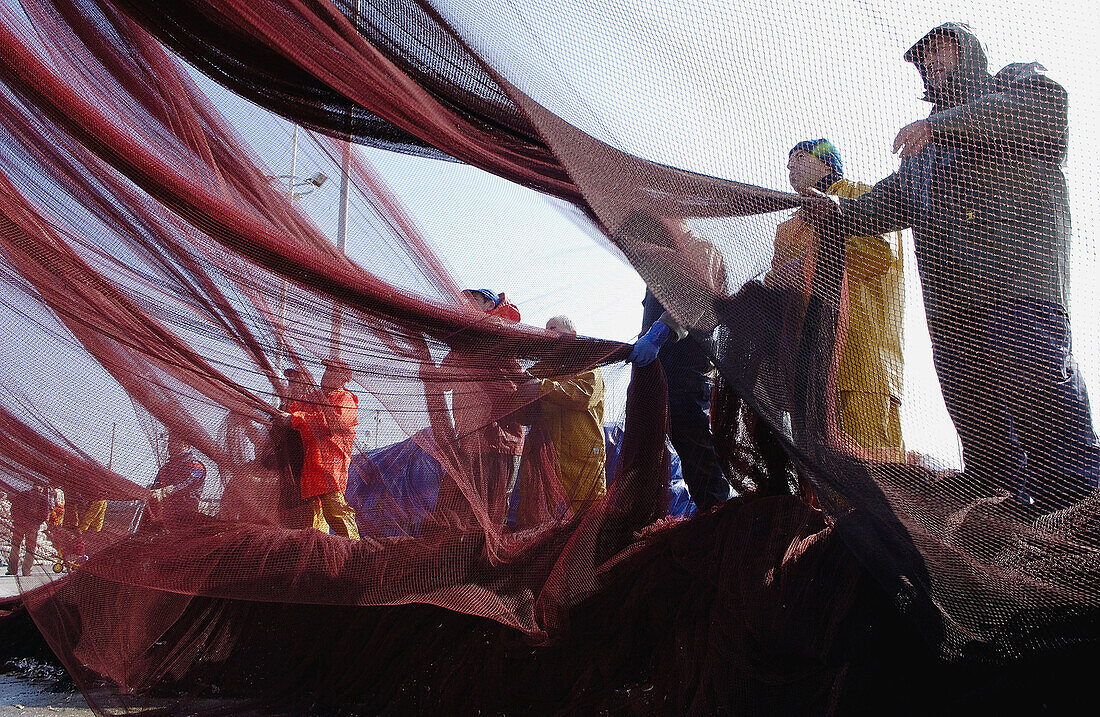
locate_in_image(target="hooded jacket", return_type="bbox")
[488,293,522,322]
[768,178,905,399]
[838,23,1070,321]
[516,365,607,524]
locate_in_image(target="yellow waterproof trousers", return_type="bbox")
[311,491,360,540]
[838,391,904,455]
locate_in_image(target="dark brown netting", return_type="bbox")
[0,0,1098,714]
[97,0,584,200]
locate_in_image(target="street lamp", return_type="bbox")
[331,0,361,363]
[271,171,329,198]
[273,124,331,371]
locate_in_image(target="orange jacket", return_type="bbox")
[289,388,359,499]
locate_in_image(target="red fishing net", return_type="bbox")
[0,0,1098,713]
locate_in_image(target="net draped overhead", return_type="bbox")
[0,0,1097,713]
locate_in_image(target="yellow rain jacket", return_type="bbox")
[520,368,607,514]
[766,178,905,402]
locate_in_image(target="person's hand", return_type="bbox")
[893,119,931,159]
[629,321,672,367]
[628,336,660,367]
[802,191,843,234]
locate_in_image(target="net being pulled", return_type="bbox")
[0,0,1098,714]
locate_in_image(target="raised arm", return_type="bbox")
[930,66,1067,152]
[834,168,917,238]
[833,180,903,281]
[539,370,604,411]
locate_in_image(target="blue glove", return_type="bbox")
[628,321,673,367]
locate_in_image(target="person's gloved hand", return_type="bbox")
[629,321,673,367]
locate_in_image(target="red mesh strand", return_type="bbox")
[0,0,1097,714]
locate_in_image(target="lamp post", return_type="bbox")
[331,140,350,361]
[330,0,360,361]
[273,124,329,371]
[289,123,298,201]
[274,171,329,198]
[337,0,361,251]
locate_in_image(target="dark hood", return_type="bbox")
[905,23,990,109]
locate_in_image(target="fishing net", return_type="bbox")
[0,0,1098,713]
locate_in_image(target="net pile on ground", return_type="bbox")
[0,0,1098,714]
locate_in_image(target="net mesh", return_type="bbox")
[0,0,1098,713]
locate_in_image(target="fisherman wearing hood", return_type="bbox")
[811,24,1098,510]
[430,289,527,527]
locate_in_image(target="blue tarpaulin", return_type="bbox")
[346,426,696,536]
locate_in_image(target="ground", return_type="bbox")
[0,561,91,716]
[0,669,91,716]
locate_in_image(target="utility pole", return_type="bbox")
[336,141,350,257]
[289,124,300,203]
[276,124,300,371]
[331,138,350,360]
[330,0,359,361]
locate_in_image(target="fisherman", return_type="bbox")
[276,366,312,524]
[150,434,207,517]
[62,492,108,535]
[514,316,607,526]
[627,216,732,511]
[7,484,49,576]
[770,139,906,459]
[280,366,312,476]
[810,24,1098,509]
[281,359,361,539]
[430,289,527,526]
[462,288,522,322]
